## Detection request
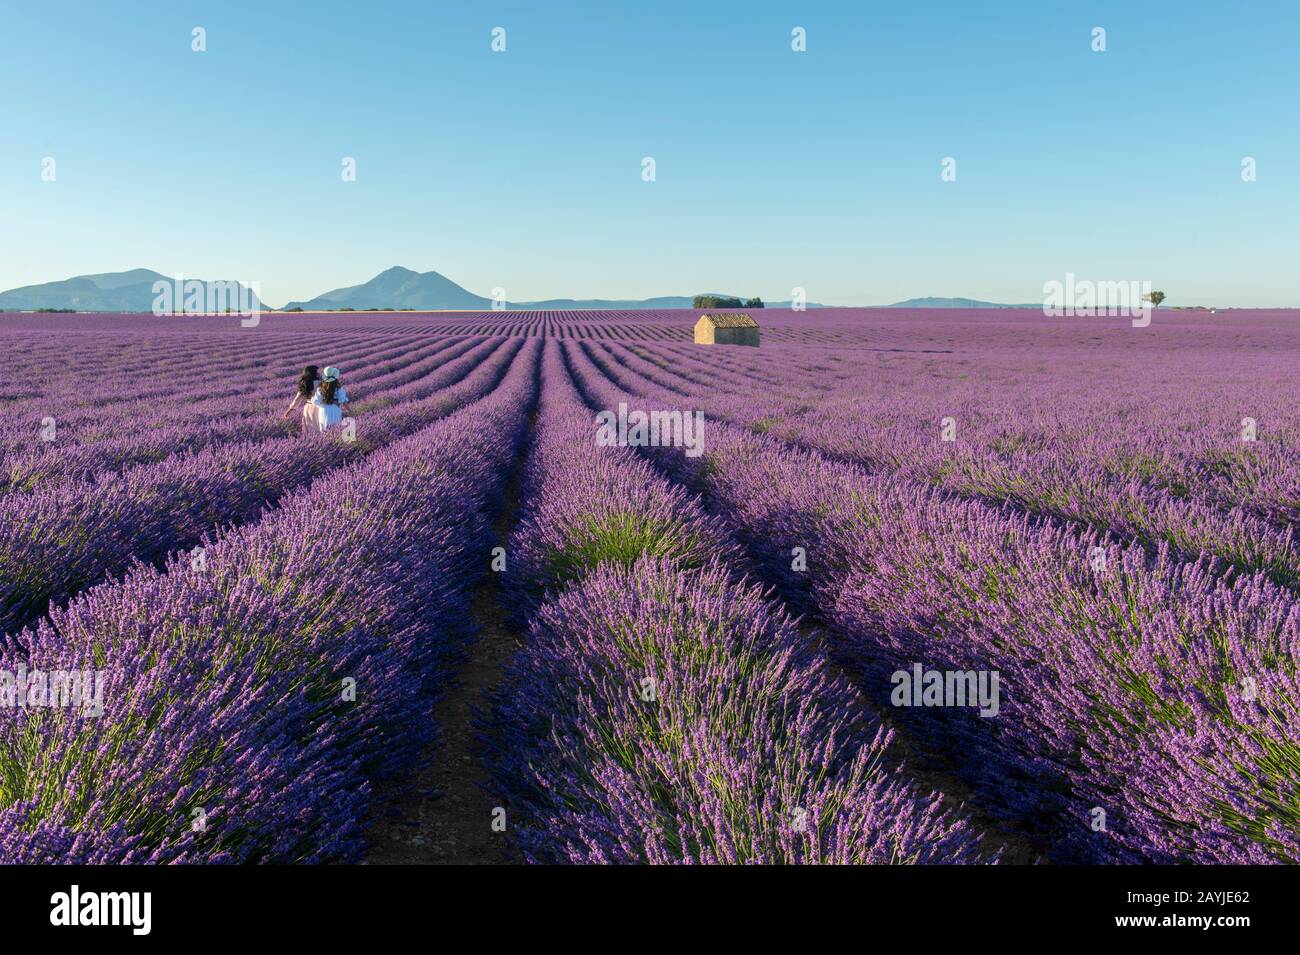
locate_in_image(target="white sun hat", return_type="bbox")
[322,366,341,381]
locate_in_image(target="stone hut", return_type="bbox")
[694,312,759,346]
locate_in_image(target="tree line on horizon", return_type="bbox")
[692,295,764,309]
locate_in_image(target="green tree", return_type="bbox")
[1146,290,1166,308]
[693,295,744,309]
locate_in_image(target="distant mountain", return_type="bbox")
[0,264,826,312]
[888,296,1039,308]
[0,269,267,312]
[283,268,827,310]
[282,266,492,311]
[518,295,702,309]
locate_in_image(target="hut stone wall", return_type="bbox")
[713,325,759,346]
[694,313,760,346]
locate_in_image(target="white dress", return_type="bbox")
[311,385,349,432]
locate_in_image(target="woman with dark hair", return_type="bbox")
[284,364,322,431]
[310,366,350,433]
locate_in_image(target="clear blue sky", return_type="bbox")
[2,0,1297,307]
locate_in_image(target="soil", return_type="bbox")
[365,418,533,865]
[796,620,1046,865]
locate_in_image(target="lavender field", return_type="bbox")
[1,307,1297,865]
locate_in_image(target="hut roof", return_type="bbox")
[699,312,758,328]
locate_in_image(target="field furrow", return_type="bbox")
[563,336,1300,863]
[0,337,521,638]
[0,339,541,862]
[479,340,993,864]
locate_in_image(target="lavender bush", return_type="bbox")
[3,306,1295,865]
[562,334,1300,863]
[0,337,521,637]
[0,339,540,862]
[483,342,991,864]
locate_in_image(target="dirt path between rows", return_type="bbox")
[564,343,1044,864]
[794,621,1044,865]
[366,416,533,865]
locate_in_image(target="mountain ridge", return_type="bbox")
[887,296,1040,308]
[0,269,267,312]
[1,267,1039,312]
[282,266,491,311]
[282,268,813,311]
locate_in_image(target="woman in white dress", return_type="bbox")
[311,366,349,433]
[284,365,321,433]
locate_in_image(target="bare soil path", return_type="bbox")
[366,414,534,865]
[797,621,1046,865]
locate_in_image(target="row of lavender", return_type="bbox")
[0,330,309,406]
[0,319,440,395]
[0,330,400,450]
[482,341,991,863]
[563,339,1300,863]
[0,337,520,637]
[0,339,540,862]
[685,337,1298,526]
[596,342,1300,593]
[626,336,1300,528]
[0,334,472,486]
[2,335,480,496]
